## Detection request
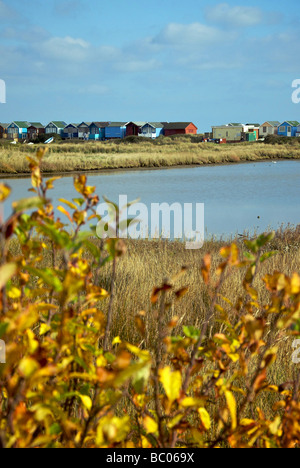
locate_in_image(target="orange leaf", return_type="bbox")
[57,205,73,224]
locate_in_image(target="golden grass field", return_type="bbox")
[1,138,300,175]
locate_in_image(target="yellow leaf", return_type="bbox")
[57,205,73,224]
[168,414,184,429]
[96,355,107,367]
[36,147,48,160]
[198,408,211,431]
[291,273,300,295]
[159,366,182,404]
[26,330,39,354]
[144,416,158,434]
[32,404,54,422]
[180,397,206,408]
[141,436,152,448]
[46,177,61,190]
[59,198,78,210]
[17,306,39,331]
[40,324,51,336]
[240,419,255,426]
[228,353,240,363]
[31,166,42,188]
[0,263,17,290]
[7,286,21,299]
[96,416,130,446]
[112,336,122,346]
[126,343,151,362]
[0,183,11,202]
[225,391,237,430]
[80,395,92,411]
[125,442,135,448]
[19,358,40,378]
[269,416,281,436]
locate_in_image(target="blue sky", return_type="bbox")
[0,0,300,131]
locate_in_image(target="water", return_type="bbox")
[1,161,299,239]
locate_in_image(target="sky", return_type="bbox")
[0,0,300,132]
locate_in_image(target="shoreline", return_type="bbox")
[0,157,298,180]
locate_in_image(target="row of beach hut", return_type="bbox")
[211,121,300,142]
[0,121,198,141]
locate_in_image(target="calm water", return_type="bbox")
[1,161,299,239]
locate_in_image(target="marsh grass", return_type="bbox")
[1,139,300,175]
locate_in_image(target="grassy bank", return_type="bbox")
[1,138,300,175]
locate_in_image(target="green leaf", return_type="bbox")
[73,198,85,206]
[256,231,275,248]
[0,322,9,339]
[183,325,200,340]
[12,197,45,213]
[243,252,256,261]
[36,224,71,249]
[27,267,63,292]
[132,363,151,394]
[50,423,62,436]
[260,251,277,263]
[74,356,89,372]
[245,232,275,253]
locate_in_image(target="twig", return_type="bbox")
[103,256,117,352]
[182,268,227,394]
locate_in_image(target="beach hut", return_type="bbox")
[163,122,197,136]
[105,122,127,139]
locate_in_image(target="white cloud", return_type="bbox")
[35,34,159,73]
[154,22,229,46]
[39,36,90,61]
[206,3,263,27]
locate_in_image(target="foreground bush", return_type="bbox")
[0,149,299,448]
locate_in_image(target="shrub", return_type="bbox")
[265,135,300,145]
[123,136,153,144]
[0,149,299,448]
